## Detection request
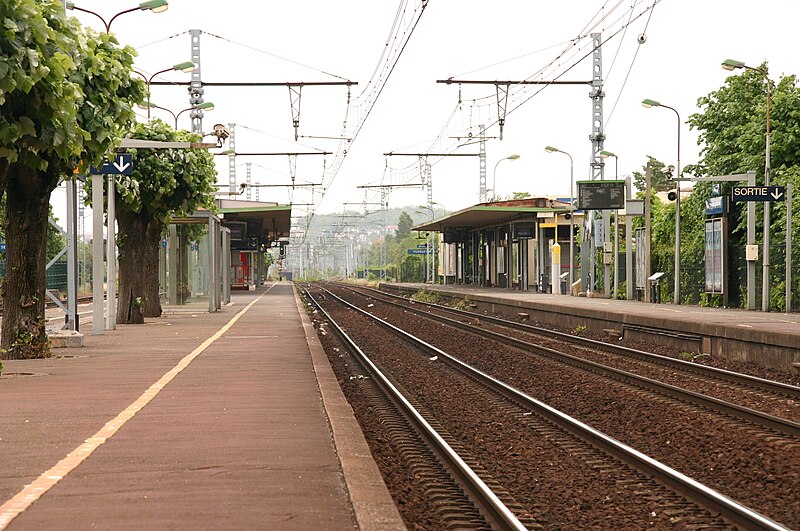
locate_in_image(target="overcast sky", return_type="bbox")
[53,0,797,228]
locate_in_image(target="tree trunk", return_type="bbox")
[142,220,162,317]
[1,170,54,359]
[116,209,160,324]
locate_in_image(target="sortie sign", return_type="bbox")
[731,186,786,202]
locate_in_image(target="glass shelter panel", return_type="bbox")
[161,212,222,313]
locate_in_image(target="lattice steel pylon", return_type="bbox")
[228,123,236,194]
[188,29,206,134]
[425,161,435,283]
[587,32,606,295]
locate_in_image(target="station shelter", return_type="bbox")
[215,199,292,290]
[159,201,291,312]
[161,210,228,313]
[412,197,581,293]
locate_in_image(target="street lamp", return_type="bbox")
[141,101,215,129]
[599,151,620,299]
[491,154,521,201]
[722,58,773,312]
[642,98,682,305]
[545,146,575,292]
[66,1,168,33]
[133,62,197,119]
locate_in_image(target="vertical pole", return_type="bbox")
[66,179,78,330]
[227,123,236,195]
[786,183,792,314]
[568,155,574,293]
[188,29,205,134]
[246,163,252,201]
[644,162,652,303]
[613,209,618,299]
[674,140,681,304]
[106,175,116,330]
[747,172,756,309]
[92,174,105,334]
[478,124,487,203]
[612,156,619,299]
[589,33,605,297]
[762,130,771,311]
[625,175,633,300]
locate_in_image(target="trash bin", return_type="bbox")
[559,272,569,295]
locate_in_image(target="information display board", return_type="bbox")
[577,180,626,210]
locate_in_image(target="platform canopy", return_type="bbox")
[412,198,573,233]
[216,199,292,248]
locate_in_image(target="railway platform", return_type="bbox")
[0,283,403,530]
[381,282,800,371]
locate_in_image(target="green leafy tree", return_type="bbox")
[396,211,414,239]
[107,119,216,323]
[0,1,144,358]
[687,65,800,309]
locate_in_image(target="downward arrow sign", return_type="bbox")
[113,156,130,173]
[771,190,783,200]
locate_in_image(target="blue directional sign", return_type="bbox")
[0,243,6,252]
[731,186,786,202]
[407,248,437,255]
[89,154,133,175]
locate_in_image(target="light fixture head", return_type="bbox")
[139,0,168,13]
[641,98,660,109]
[65,1,75,9]
[598,150,616,158]
[544,146,559,153]
[173,61,196,73]
[721,58,745,71]
[196,101,214,111]
[507,154,521,160]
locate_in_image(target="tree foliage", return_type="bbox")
[106,119,217,322]
[396,211,414,239]
[0,0,144,358]
[684,64,800,310]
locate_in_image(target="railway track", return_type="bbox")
[308,282,799,525]
[332,282,800,428]
[304,284,792,528]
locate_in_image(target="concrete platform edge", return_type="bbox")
[293,285,405,530]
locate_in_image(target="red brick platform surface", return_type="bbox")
[0,283,403,530]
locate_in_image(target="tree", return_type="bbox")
[688,65,800,309]
[108,119,216,323]
[0,1,144,358]
[396,211,414,239]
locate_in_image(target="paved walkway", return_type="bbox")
[0,283,402,530]
[393,282,800,334]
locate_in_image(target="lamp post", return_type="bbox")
[491,154,521,201]
[545,146,575,293]
[132,62,197,119]
[65,1,170,332]
[66,1,168,33]
[141,101,215,129]
[642,98,682,305]
[722,59,773,312]
[599,151,620,299]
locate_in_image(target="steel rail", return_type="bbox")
[303,288,526,531]
[349,283,800,398]
[331,284,799,437]
[320,286,790,531]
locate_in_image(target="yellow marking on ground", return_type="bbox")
[0,286,275,529]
